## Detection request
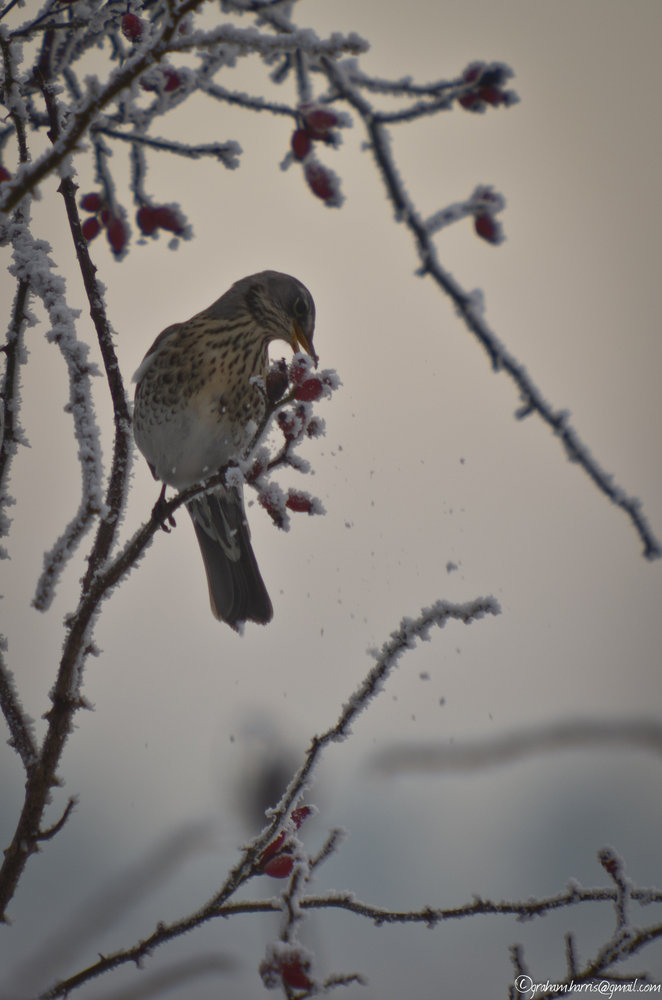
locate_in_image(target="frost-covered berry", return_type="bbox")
[106,217,128,255]
[286,491,313,514]
[82,217,101,241]
[163,69,181,92]
[458,92,483,112]
[291,805,311,827]
[280,956,313,991]
[474,213,500,244]
[140,68,181,93]
[80,191,103,212]
[121,12,143,41]
[479,85,506,106]
[152,205,185,233]
[258,485,287,528]
[266,360,289,402]
[291,128,311,161]
[293,376,324,402]
[462,62,485,85]
[260,948,314,992]
[289,354,314,386]
[301,105,339,139]
[136,205,158,235]
[262,854,294,878]
[304,161,342,206]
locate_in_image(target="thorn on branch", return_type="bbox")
[37,797,77,841]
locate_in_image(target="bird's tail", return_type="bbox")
[187,486,273,629]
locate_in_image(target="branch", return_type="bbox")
[0,276,30,544]
[36,598,499,997]
[0,0,202,214]
[36,877,662,998]
[0,649,38,772]
[318,59,661,561]
[93,125,242,166]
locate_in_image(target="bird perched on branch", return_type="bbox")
[133,271,317,630]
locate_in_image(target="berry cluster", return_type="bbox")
[79,192,129,256]
[248,354,339,529]
[79,191,188,255]
[290,104,345,207]
[457,62,517,113]
[136,203,186,237]
[121,11,183,92]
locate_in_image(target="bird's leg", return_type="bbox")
[153,483,177,532]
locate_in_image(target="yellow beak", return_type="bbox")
[293,319,318,367]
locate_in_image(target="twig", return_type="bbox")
[317,57,661,561]
[37,598,499,997]
[0,650,38,771]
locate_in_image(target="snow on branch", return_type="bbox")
[33,596,500,998]
[0,647,38,772]
[6,219,104,611]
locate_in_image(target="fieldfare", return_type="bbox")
[133,270,317,629]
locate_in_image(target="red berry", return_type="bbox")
[458,92,482,111]
[263,854,294,878]
[121,12,143,41]
[479,85,505,106]
[293,377,323,402]
[140,68,181,93]
[81,216,101,241]
[258,489,287,528]
[291,128,311,161]
[136,205,159,235]
[474,213,500,244]
[163,68,181,92]
[266,361,289,402]
[286,491,313,514]
[80,192,102,212]
[152,205,185,233]
[304,161,340,205]
[462,62,485,85]
[281,957,313,991]
[277,410,298,440]
[289,355,313,386]
[106,217,128,255]
[260,831,286,863]
[291,805,311,828]
[0,165,11,183]
[302,106,339,139]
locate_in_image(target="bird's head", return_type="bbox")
[241,270,318,366]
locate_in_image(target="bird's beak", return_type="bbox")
[292,319,318,367]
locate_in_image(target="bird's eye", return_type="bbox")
[293,296,308,319]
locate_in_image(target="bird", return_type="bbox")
[133,270,317,630]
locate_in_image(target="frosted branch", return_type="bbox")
[36,598,499,997]
[0,649,38,771]
[5,218,104,611]
[36,856,662,998]
[318,56,661,560]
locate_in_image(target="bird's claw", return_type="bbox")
[153,485,176,532]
